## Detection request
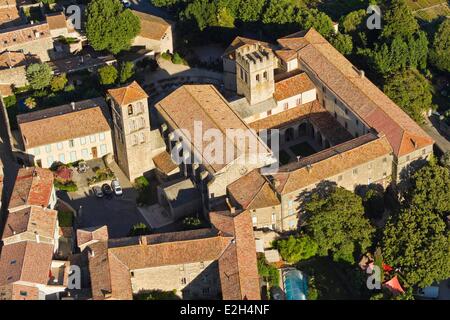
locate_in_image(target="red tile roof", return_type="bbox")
[0,23,51,50]
[155,85,271,173]
[0,241,54,286]
[285,28,433,157]
[132,10,171,40]
[107,81,148,105]
[223,36,271,60]
[274,72,315,101]
[2,206,57,240]
[8,167,54,209]
[227,169,279,210]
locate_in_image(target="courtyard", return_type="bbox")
[278,141,318,166]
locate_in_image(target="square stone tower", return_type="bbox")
[107,81,153,181]
[236,43,276,105]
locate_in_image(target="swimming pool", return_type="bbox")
[283,269,308,300]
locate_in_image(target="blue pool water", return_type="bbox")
[284,269,308,300]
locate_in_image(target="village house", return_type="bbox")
[17,98,114,168]
[81,210,260,300]
[131,10,173,55]
[0,167,70,300]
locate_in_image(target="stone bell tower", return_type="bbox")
[107,81,153,181]
[235,43,275,105]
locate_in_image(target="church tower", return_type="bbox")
[235,43,276,105]
[107,81,153,181]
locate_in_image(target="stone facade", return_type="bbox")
[235,44,276,105]
[108,83,154,181]
[130,260,221,299]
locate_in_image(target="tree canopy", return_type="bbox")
[383,69,432,123]
[119,61,135,84]
[98,65,118,85]
[429,19,450,73]
[26,63,53,90]
[86,0,140,54]
[407,159,450,217]
[381,0,419,39]
[304,187,375,263]
[275,235,318,264]
[382,206,449,288]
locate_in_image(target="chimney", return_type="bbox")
[297,156,301,162]
[359,69,365,79]
[139,236,148,246]
[306,164,312,173]
[35,233,40,243]
[71,102,75,110]
[225,197,235,214]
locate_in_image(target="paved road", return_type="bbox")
[422,116,450,154]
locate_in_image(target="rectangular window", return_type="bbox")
[90,135,96,143]
[353,168,358,175]
[252,216,257,225]
[19,291,27,297]
[57,142,63,150]
[263,71,268,80]
[100,144,107,155]
[47,156,54,167]
[34,147,40,156]
[45,144,52,153]
[69,139,74,148]
[80,137,86,145]
[256,74,260,82]
[181,277,187,285]
[296,97,301,105]
[267,109,272,116]
[70,151,77,162]
[59,154,65,163]
[81,149,89,159]
[338,175,343,181]
[99,132,105,141]
[288,200,293,208]
[284,102,289,110]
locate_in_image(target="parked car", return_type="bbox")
[121,0,131,8]
[101,183,113,198]
[78,161,88,173]
[111,180,123,196]
[92,186,103,198]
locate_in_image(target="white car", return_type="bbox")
[111,180,123,196]
[121,0,131,8]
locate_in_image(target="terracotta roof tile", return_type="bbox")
[0,241,53,286]
[0,50,27,68]
[45,12,67,30]
[2,206,57,240]
[274,49,297,62]
[77,226,109,249]
[155,85,270,173]
[8,167,54,209]
[227,169,279,210]
[272,134,392,194]
[291,28,433,156]
[107,81,148,106]
[0,23,51,50]
[132,10,170,40]
[18,103,111,149]
[152,150,178,174]
[274,72,315,101]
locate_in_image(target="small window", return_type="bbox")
[99,132,105,141]
[356,119,359,126]
[334,111,337,119]
[57,142,63,150]
[130,271,135,277]
[344,122,348,129]
[344,108,348,115]
[90,135,96,143]
[10,260,16,265]
[181,277,187,285]
[19,291,27,297]
[383,157,387,163]
[200,262,205,269]
[338,175,343,181]
[128,104,133,115]
[69,140,74,148]
[80,137,86,145]
[256,74,260,82]
[45,144,52,153]
[267,109,272,116]
[179,265,184,271]
[406,155,410,162]
[353,168,358,175]
[296,97,301,105]
[263,71,268,80]
[284,102,289,110]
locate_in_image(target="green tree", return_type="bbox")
[216,6,235,28]
[181,0,217,31]
[330,33,353,55]
[98,65,118,85]
[408,158,450,217]
[363,188,384,219]
[238,0,266,22]
[429,19,450,73]
[26,63,52,90]
[86,0,140,54]
[257,255,280,288]
[128,222,151,236]
[381,0,418,39]
[119,61,135,84]
[304,187,375,263]
[50,73,68,92]
[340,9,366,34]
[383,69,432,123]
[262,0,301,25]
[275,235,318,264]
[294,8,334,38]
[382,206,450,288]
